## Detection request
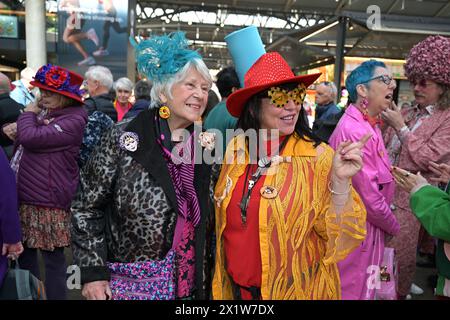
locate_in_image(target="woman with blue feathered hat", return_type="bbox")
[71,32,216,300]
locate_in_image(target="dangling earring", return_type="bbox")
[159,105,170,119]
[359,98,369,117]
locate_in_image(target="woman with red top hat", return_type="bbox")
[212,27,369,300]
[13,64,87,300]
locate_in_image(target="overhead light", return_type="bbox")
[298,21,339,43]
[349,22,354,30]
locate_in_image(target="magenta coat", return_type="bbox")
[329,104,399,300]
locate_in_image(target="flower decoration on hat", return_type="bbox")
[33,64,84,98]
[404,35,450,86]
[133,32,201,83]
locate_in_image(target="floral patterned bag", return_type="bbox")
[107,249,176,300]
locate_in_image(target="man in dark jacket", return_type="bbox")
[83,66,117,122]
[0,72,24,158]
[79,66,117,166]
[312,81,343,143]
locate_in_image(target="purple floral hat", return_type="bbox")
[404,35,450,86]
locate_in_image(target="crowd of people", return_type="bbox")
[0,27,449,301]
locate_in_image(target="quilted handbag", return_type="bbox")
[107,249,176,300]
[375,247,398,300]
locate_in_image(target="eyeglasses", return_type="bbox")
[267,83,307,108]
[410,79,436,89]
[361,75,394,86]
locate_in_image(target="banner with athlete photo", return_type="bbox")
[57,0,129,78]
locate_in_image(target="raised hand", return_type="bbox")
[392,166,428,193]
[332,132,372,182]
[381,101,405,131]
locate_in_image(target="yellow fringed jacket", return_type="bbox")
[212,134,367,300]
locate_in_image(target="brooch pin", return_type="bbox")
[199,132,216,151]
[260,185,278,199]
[214,175,232,208]
[119,132,139,152]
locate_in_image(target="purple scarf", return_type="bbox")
[156,117,201,226]
[155,115,201,298]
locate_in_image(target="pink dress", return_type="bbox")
[329,104,399,300]
[384,105,450,296]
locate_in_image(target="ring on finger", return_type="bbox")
[403,171,410,177]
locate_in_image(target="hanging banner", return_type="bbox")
[57,0,129,78]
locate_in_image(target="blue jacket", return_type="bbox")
[0,149,21,288]
[10,80,35,107]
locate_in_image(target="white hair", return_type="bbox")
[318,81,338,102]
[85,65,114,90]
[114,77,134,92]
[21,67,35,81]
[150,58,213,108]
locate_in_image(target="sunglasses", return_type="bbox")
[361,75,394,86]
[267,83,307,108]
[409,79,436,88]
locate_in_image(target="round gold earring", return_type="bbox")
[159,106,170,119]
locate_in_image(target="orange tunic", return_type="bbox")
[212,133,367,300]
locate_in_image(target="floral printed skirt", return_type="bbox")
[19,204,71,251]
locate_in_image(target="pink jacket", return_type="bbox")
[329,104,399,300]
[384,106,450,212]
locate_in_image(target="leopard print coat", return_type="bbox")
[71,109,215,299]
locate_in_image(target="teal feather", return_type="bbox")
[133,32,201,82]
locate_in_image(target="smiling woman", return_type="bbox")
[212,28,369,300]
[71,32,216,301]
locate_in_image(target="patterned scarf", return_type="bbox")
[155,116,201,226]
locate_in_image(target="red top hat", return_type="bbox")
[30,64,84,103]
[226,52,321,117]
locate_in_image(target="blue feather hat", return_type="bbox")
[133,32,201,83]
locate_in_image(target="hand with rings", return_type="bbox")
[392,166,428,193]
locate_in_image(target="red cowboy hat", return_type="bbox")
[226,52,321,117]
[30,64,84,103]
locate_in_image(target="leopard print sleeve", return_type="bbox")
[71,124,121,284]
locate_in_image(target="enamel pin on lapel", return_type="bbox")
[119,132,139,152]
[260,186,278,199]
